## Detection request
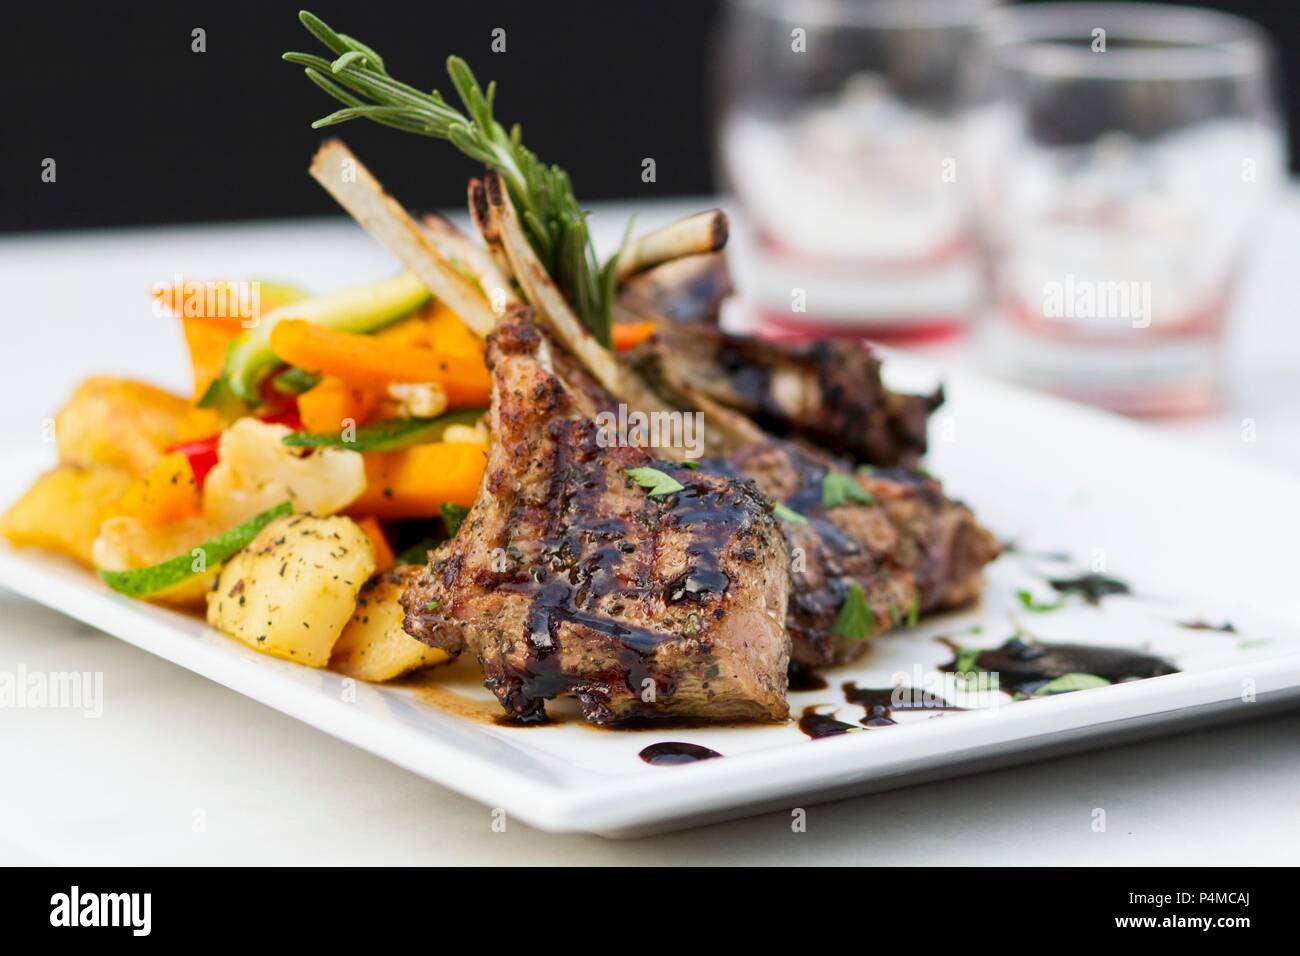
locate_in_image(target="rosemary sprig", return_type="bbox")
[284,10,615,347]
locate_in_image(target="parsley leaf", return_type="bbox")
[952,646,984,675]
[440,502,470,537]
[1032,673,1109,695]
[679,460,700,470]
[822,471,874,509]
[773,502,808,525]
[831,583,876,639]
[1016,589,1064,613]
[394,536,440,566]
[626,466,685,497]
[906,592,920,628]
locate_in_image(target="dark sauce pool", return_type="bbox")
[1047,573,1131,605]
[1179,619,1237,633]
[843,683,963,727]
[798,630,1179,739]
[788,665,829,692]
[943,636,1178,696]
[638,742,723,765]
[797,707,861,739]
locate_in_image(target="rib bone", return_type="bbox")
[615,210,729,284]
[419,212,519,318]
[479,170,625,398]
[309,139,497,338]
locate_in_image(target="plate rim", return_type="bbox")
[3,543,1299,833]
[4,369,1300,834]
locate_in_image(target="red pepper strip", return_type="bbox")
[166,436,221,486]
[168,411,300,488]
[258,408,303,431]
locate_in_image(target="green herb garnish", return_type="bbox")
[285,11,616,346]
[773,502,808,525]
[282,410,484,452]
[906,592,920,628]
[1031,673,1109,695]
[951,646,984,675]
[831,583,876,639]
[394,537,440,566]
[440,502,470,537]
[1016,589,1064,613]
[626,466,685,497]
[821,471,874,509]
[679,460,700,470]
[98,501,292,598]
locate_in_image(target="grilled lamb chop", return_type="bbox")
[622,316,940,469]
[402,310,791,724]
[862,467,999,613]
[446,172,996,676]
[553,341,997,668]
[712,443,996,667]
[696,442,914,667]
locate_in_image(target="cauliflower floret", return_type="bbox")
[385,382,448,419]
[203,418,366,528]
[442,422,490,444]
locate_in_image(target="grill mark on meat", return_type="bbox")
[696,441,919,667]
[506,461,768,715]
[630,315,938,468]
[553,332,1000,669]
[402,310,791,724]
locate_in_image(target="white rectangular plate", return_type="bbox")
[3,365,1299,836]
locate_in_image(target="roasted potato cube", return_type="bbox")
[1,464,134,566]
[207,514,375,666]
[55,376,218,476]
[330,567,448,681]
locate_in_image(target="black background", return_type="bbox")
[2,869,1272,935]
[5,0,1294,233]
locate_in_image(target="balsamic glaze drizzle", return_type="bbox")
[1047,573,1131,605]
[639,742,723,765]
[796,707,860,739]
[787,665,829,692]
[1178,619,1237,633]
[942,636,1178,696]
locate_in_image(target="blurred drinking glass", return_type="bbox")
[973,2,1284,415]
[714,0,999,339]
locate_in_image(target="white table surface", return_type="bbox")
[2,195,1298,866]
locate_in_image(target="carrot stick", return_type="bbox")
[372,314,432,349]
[296,376,382,432]
[427,303,485,356]
[348,441,487,519]
[612,320,656,352]
[270,319,490,407]
[180,316,239,400]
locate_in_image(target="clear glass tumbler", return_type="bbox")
[714,0,999,340]
[973,2,1284,415]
